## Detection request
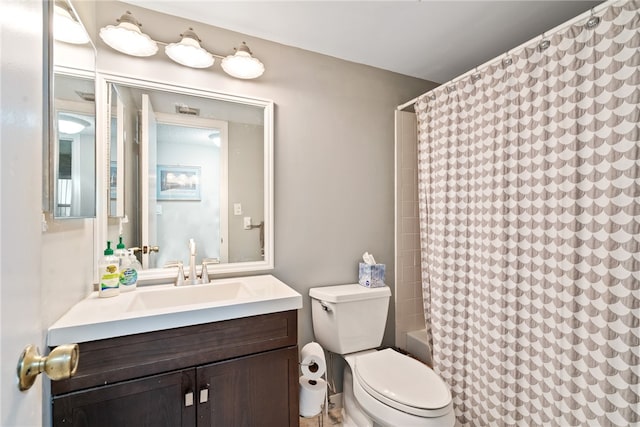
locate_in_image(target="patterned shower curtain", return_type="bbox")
[414,1,638,425]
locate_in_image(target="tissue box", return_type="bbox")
[359,263,386,288]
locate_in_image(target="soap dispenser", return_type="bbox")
[115,236,128,267]
[99,241,120,298]
[119,249,141,292]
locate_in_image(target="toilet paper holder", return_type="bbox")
[299,360,321,374]
[299,342,325,377]
[299,342,328,418]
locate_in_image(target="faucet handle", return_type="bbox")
[200,258,220,284]
[164,261,185,287]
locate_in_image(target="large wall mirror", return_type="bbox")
[46,0,97,218]
[100,74,274,281]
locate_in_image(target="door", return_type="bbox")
[1,0,45,424]
[152,113,229,267]
[140,93,158,268]
[52,370,195,427]
[197,347,299,427]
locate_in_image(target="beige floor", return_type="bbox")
[299,407,343,427]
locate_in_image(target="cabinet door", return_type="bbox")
[53,370,196,427]
[197,346,299,427]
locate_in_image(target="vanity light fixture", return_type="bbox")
[53,1,90,44]
[99,12,265,79]
[58,115,90,134]
[165,28,214,68]
[221,42,265,79]
[99,11,158,57]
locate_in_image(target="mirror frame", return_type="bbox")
[95,72,275,283]
[43,0,53,212]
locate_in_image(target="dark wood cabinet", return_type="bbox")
[51,311,299,427]
[53,370,195,427]
[198,346,298,427]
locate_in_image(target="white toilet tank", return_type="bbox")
[309,284,391,355]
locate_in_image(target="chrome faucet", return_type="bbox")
[187,238,198,286]
[168,239,219,286]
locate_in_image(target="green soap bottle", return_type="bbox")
[115,236,126,253]
[98,241,120,298]
[115,236,128,268]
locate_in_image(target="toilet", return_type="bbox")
[309,284,455,427]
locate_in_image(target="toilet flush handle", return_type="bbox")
[319,301,333,313]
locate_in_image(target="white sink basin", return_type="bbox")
[48,275,302,346]
[127,281,253,312]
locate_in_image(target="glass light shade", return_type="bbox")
[165,35,214,69]
[99,20,158,57]
[58,115,90,134]
[221,43,265,79]
[54,4,90,44]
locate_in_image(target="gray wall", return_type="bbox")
[92,1,437,349]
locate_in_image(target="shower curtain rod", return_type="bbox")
[396,0,615,111]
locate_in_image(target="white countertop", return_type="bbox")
[48,274,302,346]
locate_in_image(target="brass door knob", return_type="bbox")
[142,245,160,254]
[17,344,79,391]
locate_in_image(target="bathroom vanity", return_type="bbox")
[48,275,302,427]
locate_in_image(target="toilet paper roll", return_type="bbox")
[300,342,326,380]
[299,376,327,418]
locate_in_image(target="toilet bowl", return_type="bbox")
[309,284,455,427]
[343,349,455,427]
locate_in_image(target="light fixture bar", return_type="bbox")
[99,11,265,79]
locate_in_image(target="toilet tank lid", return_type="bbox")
[309,284,391,303]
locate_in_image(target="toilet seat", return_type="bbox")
[354,349,452,418]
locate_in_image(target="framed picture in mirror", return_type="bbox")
[157,165,201,201]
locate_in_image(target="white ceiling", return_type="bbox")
[122,1,603,83]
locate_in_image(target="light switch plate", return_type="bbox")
[233,203,242,215]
